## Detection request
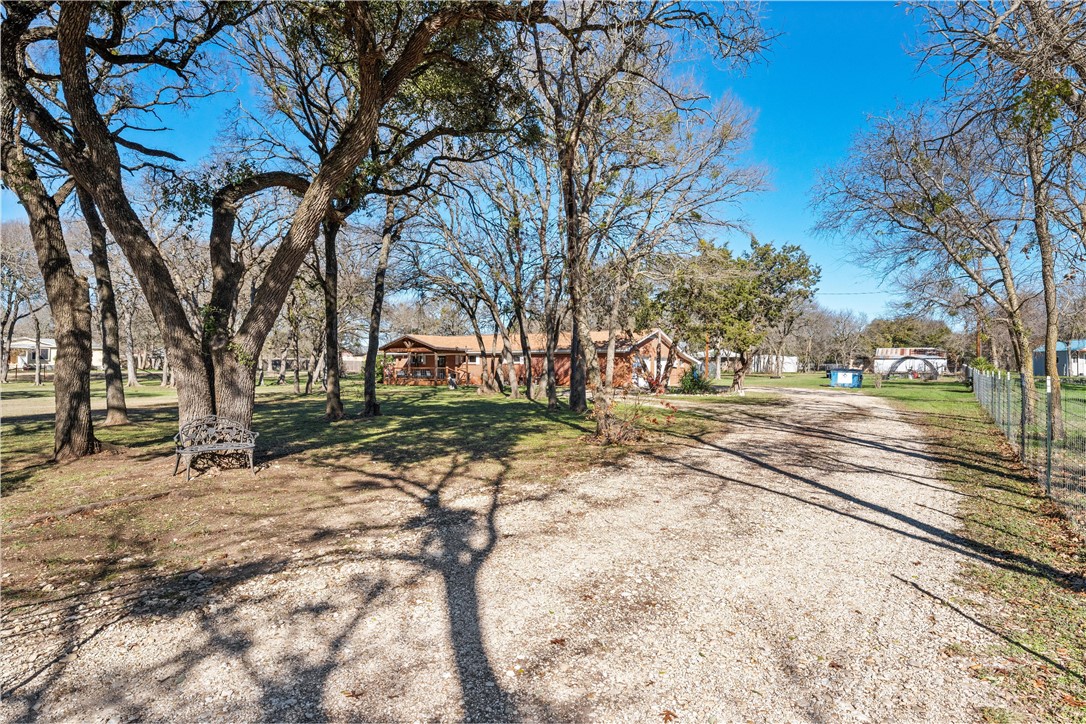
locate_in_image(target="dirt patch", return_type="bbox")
[1,388,1016,722]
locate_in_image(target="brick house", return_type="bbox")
[379,328,697,388]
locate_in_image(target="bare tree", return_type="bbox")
[0,221,45,383]
[3,2,557,430]
[916,0,1086,432]
[526,2,769,412]
[0,105,98,459]
[814,109,1040,417]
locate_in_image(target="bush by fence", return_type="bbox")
[966,366,1086,537]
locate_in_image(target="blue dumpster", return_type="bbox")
[829,368,864,388]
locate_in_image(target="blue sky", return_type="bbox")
[2,2,944,319]
[705,1,944,317]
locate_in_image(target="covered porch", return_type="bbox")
[381,337,469,387]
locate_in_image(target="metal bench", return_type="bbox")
[173,415,258,481]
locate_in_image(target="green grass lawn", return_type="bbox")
[0,371,179,401]
[1,376,721,483]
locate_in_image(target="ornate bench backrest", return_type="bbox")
[175,415,257,448]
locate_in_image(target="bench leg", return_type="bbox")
[173,453,181,476]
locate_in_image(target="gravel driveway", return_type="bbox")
[1,388,1010,722]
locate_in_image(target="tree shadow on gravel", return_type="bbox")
[649,407,1085,595]
[893,575,1084,686]
[1,389,578,722]
[725,400,1035,491]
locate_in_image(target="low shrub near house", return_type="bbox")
[678,369,715,394]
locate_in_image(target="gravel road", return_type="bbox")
[1,388,1011,722]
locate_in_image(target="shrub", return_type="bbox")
[678,368,715,394]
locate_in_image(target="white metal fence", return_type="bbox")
[966,367,1086,536]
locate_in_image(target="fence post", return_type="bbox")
[1045,375,1052,497]
[1006,372,1013,446]
[1003,372,1010,442]
[1019,371,1027,458]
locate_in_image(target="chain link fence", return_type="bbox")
[966,367,1086,536]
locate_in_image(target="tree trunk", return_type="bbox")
[0,120,98,459]
[322,218,345,419]
[161,351,170,387]
[467,311,502,394]
[730,350,750,393]
[603,277,627,392]
[78,186,128,424]
[481,299,518,399]
[275,346,290,385]
[1,315,14,383]
[604,329,617,392]
[558,140,600,413]
[304,347,322,395]
[545,323,559,410]
[256,358,265,386]
[212,348,257,428]
[1026,134,1062,436]
[515,305,533,401]
[123,311,140,387]
[499,327,519,398]
[33,317,42,386]
[363,202,397,417]
[569,317,584,409]
[293,337,301,395]
[658,342,678,392]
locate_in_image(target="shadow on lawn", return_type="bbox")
[2,387,584,722]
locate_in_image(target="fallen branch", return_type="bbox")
[21,492,170,525]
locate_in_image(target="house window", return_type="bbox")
[411,353,428,367]
[512,355,524,365]
[436,355,447,368]
[469,355,480,365]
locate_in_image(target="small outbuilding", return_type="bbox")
[1032,340,1086,377]
[872,347,947,376]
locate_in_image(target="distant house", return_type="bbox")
[1032,340,1086,377]
[379,328,697,388]
[340,349,366,375]
[872,347,948,375]
[6,338,103,370]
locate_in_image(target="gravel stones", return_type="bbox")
[0,388,1012,722]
